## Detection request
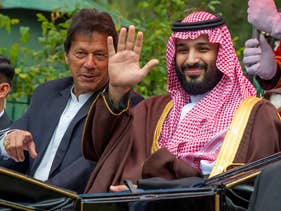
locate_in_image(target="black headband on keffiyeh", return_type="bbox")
[171,15,225,32]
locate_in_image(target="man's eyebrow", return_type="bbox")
[196,42,211,46]
[175,41,211,47]
[73,48,86,51]
[175,42,185,47]
[93,49,107,53]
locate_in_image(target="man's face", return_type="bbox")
[64,32,109,96]
[175,35,222,95]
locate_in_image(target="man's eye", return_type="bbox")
[177,48,188,53]
[199,48,209,52]
[94,53,107,60]
[74,52,87,58]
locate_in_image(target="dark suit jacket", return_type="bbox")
[0,111,12,131]
[0,77,143,193]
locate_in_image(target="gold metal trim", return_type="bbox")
[102,93,129,116]
[215,194,220,211]
[0,168,77,199]
[80,201,84,211]
[0,201,33,211]
[225,171,260,188]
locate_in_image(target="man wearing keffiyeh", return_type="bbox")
[82,11,281,193]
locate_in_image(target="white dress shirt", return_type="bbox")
[0,110,4,119]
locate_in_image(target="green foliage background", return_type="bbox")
[1,0,276,104]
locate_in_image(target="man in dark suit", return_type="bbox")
[0,55,14,131]
[0,9,143,193]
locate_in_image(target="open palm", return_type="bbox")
[107,25,159,99]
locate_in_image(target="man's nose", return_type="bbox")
[186,51,200,66]
[84,54,96,68]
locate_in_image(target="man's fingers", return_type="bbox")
[107,36,115,58]
[27,141,38,159]
[142,59,159,75]
[134,31,143,56]
[246,63,261,75]
[126,25,135,50]
[15,137,25,162]
[109,184,138,192]
[109,185,128,192]
[6,139,20,162]
[243,55,261,67]
[117,27,127,52]
[259,34,271,50]
[245,38,259,48]
[4,130,37,162]
[243,47,261,57]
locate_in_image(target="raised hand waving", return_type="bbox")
[107,25,159,104]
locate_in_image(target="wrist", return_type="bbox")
[0,134,10,158]
[108,84,131,106]
[103,87,130,114]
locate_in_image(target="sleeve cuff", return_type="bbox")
[257,66,281,90]
[102,88,130,115]
[0,129,16,159]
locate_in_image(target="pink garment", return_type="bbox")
[159,12,256,170]
[248,0,281,40]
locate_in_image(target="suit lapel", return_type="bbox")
[48,93,97,177]
[30,86,71,174]
[0,111,12,131]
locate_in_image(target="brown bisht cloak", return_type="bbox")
[82,93,281,193]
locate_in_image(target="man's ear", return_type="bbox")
[0,82,11,98]
[64,52,69,65]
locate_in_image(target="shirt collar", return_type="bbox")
[190,91,209,103]
[70,87,93,103]
[0,110,4,118]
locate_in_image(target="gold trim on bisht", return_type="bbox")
[209,96,261,178]
[151,100,173,154]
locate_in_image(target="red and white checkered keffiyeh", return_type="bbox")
[158,11,256,170]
